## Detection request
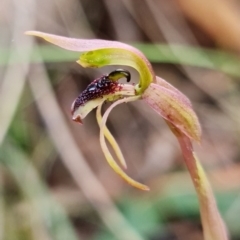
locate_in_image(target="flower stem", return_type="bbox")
[167,122,228,240]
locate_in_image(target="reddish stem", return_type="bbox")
[177,133,228,240]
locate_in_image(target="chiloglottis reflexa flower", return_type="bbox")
[25,31,201,190]
[26,31,228,240]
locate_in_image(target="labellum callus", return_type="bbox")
[71,69,132,123]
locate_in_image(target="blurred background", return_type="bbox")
[1,0,240,239]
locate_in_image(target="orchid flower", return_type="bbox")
[26,31,228,240]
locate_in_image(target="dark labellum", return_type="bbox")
[71,69,131,115]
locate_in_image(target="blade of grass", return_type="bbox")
[0,171,4,240]
[0,141,79,240]
[1,44,240,77]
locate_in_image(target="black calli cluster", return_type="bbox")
[71,69,131,114]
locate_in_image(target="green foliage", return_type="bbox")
[2,44,240,77]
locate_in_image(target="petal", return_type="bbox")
[25,31,155,93]
[96,104,127,169]
[72,97,105,123]
[99,96,149,191]
[156,76,192,107]
[142,82,201,142]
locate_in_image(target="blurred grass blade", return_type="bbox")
[0,171,4,240]
[1,44,240,77]
[0,141,79,240]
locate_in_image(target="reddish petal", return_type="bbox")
[142,82,201,142]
